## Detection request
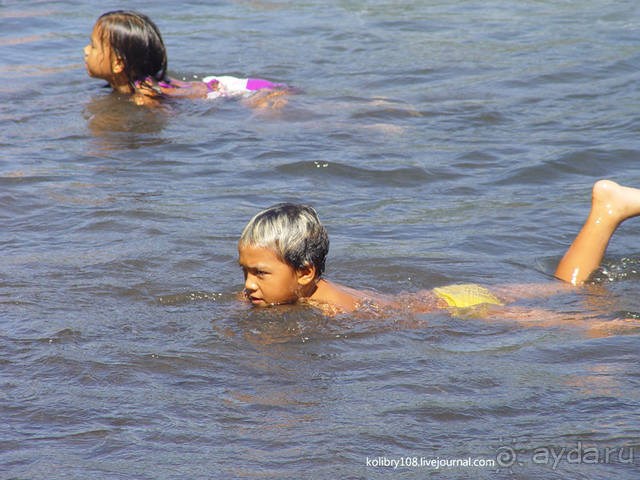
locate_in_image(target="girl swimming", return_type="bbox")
[84,10,288,106]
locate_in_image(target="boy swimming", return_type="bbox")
[238,180,640,315]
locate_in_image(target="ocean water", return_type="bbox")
[1,0,640,478]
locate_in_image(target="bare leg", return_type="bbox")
[244,90,289,111]
[555,180,640,285]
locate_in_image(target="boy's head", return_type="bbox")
[238,204,329,306]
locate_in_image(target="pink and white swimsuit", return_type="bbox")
[202,75,284,99]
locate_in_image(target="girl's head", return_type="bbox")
[85,10,167,92]
[238,204,330,306]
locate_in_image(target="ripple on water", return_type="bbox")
[276,161,433,187]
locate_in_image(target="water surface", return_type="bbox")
[1,0,640,478]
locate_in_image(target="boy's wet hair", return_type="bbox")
[96,10,167,86]
[240,203,329,277]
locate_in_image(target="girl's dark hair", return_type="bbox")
[96,10,168,91]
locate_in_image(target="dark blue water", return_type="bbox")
[2,1,640,478]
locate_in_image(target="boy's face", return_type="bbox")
[238,243,306,306]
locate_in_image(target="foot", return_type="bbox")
[591,180,640,226]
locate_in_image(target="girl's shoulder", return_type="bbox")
[138,77,209,99]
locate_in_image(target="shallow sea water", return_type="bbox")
[1,1,640,478]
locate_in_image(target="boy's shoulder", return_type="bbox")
[308,279,363,314]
